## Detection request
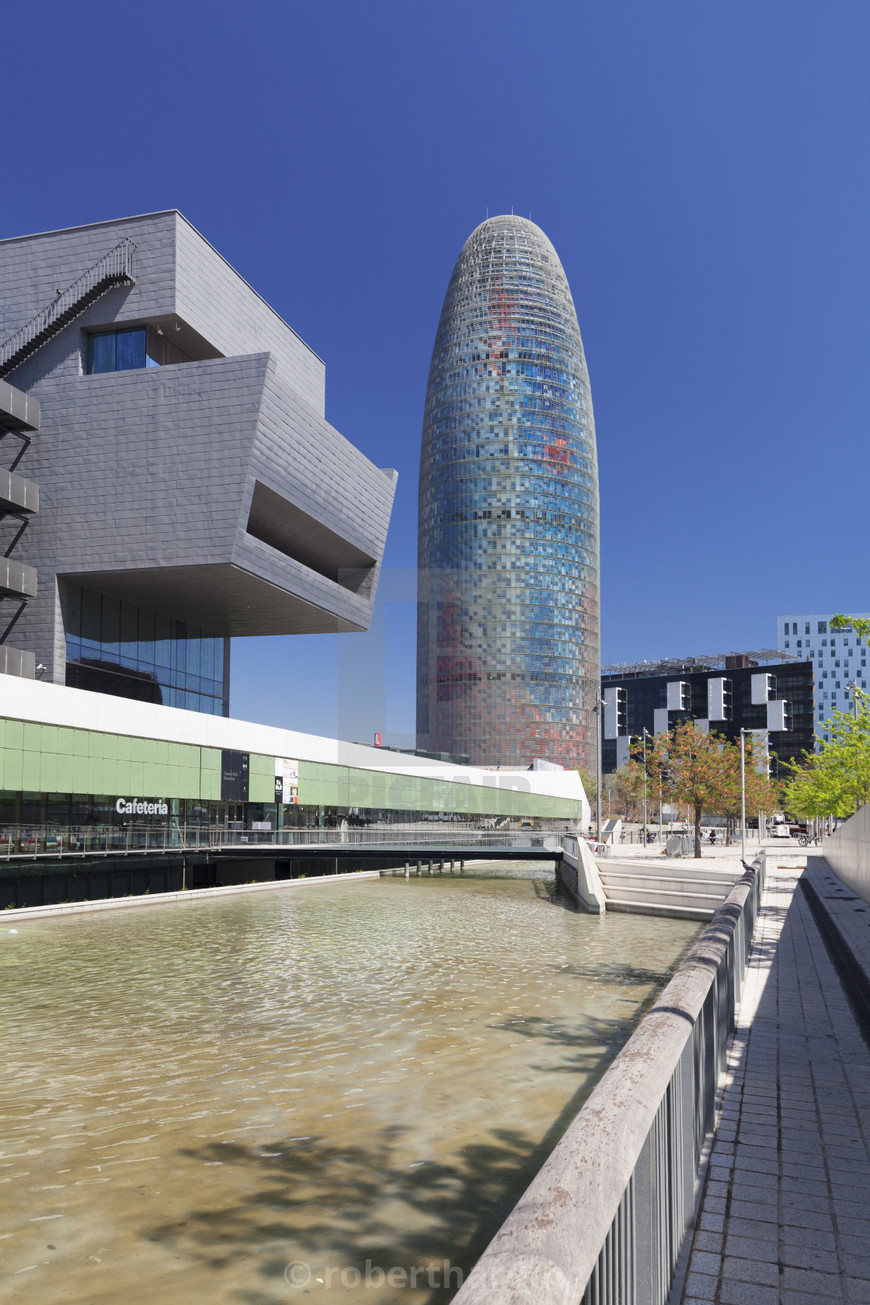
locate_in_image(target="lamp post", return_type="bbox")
[740,727,747,863]
[639,725,646,845]
[593,695,607,843]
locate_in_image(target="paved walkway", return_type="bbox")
[681,854,870,1305]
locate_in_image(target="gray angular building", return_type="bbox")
[416,216,600,770]
[0,213,396,713]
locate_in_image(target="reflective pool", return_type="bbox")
[0,866,699,1303]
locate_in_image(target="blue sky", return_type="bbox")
[4,2,868,745]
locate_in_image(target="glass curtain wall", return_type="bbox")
[65,583,228,715]
[417,216,600,771]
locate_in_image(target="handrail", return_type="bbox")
[452,855,765,1305]
[0,238,136,374]
[0,822,573,861]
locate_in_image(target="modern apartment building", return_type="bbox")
[777,613,870,742]
[0,212,397,713]
[601,650,814,777]
[416,216,600,770]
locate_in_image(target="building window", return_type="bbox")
[784,640,790,648]
[64,582,226,715]
[818,621,827,633]
[87,326,190,374]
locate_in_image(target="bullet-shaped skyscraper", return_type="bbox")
[416,216,600,770]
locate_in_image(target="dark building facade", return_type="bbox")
[416,216,600,770]
[601,652,814,780]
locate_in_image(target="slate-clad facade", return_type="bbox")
[0,212,397,713]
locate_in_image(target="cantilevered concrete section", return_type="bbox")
[0,213,396,698]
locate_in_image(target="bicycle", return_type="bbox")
[797,831,822,848]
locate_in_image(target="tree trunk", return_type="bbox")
[694,804,703,859]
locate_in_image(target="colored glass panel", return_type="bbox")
[417,217,600,770]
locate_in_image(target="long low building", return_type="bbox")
[0,678,588,907]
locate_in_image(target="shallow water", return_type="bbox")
[0,865,699,1303]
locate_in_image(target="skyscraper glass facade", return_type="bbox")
[416,216,600,770]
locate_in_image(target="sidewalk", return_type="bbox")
[681,854,870,1304]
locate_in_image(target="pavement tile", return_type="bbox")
[781,1216,835,1241]
[684,1269,718,1300]
[734,1151,777,1175]
[721,1255,779,1287]
[728,1197,778,1223]
[688,1250,722,1277]
[730,1174,777,1195]
[781,1206,835,1232]
[782,1265,847,1295]
[834,1215,870,1238]
[726,1215,777,1242]
[691,1230,723,1254]
[718,1279,779,1305]
[702,1196,727,1215]
[698,1211,725,1233]
[724,1234,779,1263]
[780,1176,829,1198]
[782,1190,833,1214]
[833,1196,870,1220]
[779,1241,840,1273]
[781,1292,844,1305]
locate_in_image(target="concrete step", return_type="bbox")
[599,858,743,882]
[599,872,736,896]
[603,881,727,908]
[604,898,717,921]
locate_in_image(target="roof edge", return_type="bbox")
[0,210,326,368]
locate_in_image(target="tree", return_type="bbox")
[635,721,733,859]
[782,693,870,820]
[830,613,870,640]
[577,768,598,809]
[608,763,647,822]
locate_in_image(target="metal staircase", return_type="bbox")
[0,238,136,378]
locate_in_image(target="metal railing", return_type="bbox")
[0,238,136,375]
[453,853,765,1305]
[0,822,574,861]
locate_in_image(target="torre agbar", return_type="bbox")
[416,216,600,770]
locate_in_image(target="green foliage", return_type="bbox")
[631,721,774,857]
[608,763,646,820]
[830,613,870,641]
[577,767,598,804]
[782,694,870,818]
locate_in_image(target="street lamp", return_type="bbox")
[592,695,608,843]
[740,727,748,863]
[642,727,651,847]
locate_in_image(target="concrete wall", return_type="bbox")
[822,803,870,901]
